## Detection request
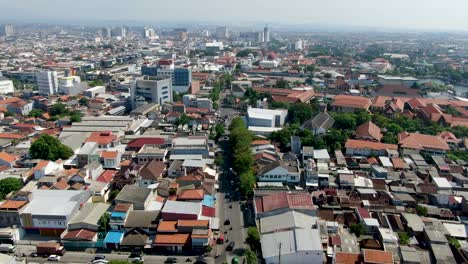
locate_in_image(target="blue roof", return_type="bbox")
[202,194,215,207]
[111,212,126,219]
[104,231,124,244]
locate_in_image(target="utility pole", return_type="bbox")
[278,242,281,264]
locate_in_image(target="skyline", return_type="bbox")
[0,0,468,32]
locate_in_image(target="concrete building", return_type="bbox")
[36,70,58,95]
[58,76,84,95]
[3,24,14,37]
[264,25,270,43]
[130,76,173,108]
[247,107,287,128]
[141,63,192,93]
[0,76,14,94]
[215,26,229,39]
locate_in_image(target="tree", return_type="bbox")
[30,134,74,161]
[70,114,82,123]
[333,113,357,130]
[270,127,293,150]
[416,205,428,216]
[245,249,257,264]
[88,80,104,87]
[276,79,289,89]
[288,103,313,124]
[449,237,461,249]
[175,114,193,126]
[4,111,14,117]
[246,227,260,251]
[50,103,68,116]
[233,151,254,175]
[215,124,225,141]
[78,97,89,107]
[0,178,23,199]
[29,109,44,118]
[236,49,254,58]
[239,170,256,198]
[98,212,110,232]
[398,232,410,245]
[355,110,371,126]
[349,223,366,237]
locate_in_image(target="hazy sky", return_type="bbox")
[0,0,467,31]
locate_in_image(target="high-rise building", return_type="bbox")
[3,24,14,37]
[101,27,111,38]
[36,71,58,95]
[141,61,192,93]
[111,27,126,38]
[264,25,270,42]
[0,76,14,94]
[143,27,156,39]
[130,76,173,109]
[215,26,229,39]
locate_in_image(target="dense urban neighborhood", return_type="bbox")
[0,20,467,264]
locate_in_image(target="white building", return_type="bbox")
[259,60,279,69]
[36,70,58,95]
[247,107,287,128]
[0,76,14,94]
[261,228,323,264]
[130,76,173,109]
[58,76,82,94]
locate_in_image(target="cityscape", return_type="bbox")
[0,1,468,264]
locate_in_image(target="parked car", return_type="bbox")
[129,256,144,263]
[226,241,235,251]
[94,255,106,260]
[165,257,178,263]
[48,255,61,261]
[217,234,225,244]
[224,219,230,225]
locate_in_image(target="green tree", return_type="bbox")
[236,49,254,58]
[29,109,44,118]
[276,79,289,89]
[4,111,14,117]
[88,80,104,87]
[50,103,69,116]
[333,113,357,130]
[355,110,371,126]
[0,178,23,199]
[245,249,257,264]
[246,227,261,251]
[349,223,366,237]
[98,212,110,232]
[239,170,256,198]
[449,237,461,249]
[215,124,225,141]
[398,232,410,245]
[29,134,73,161]
[233,151,254,175]
[78,97,89,107]
[175,114,193,126]
[288,103,313,124]
[70,114,82,123]
[416,205,428,216]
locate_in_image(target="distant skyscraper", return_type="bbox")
[111,27,126,38]
[36,70,58,95]
[143,27,156,39]
[101,27,111,38]
[215,26,229,39]
[4,24,14,37]
[264,25,270,42]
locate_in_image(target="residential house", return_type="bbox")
[254,192,316,219]
[331,95,371,113]
[0,152,18,168]
[398,132,450,155]
[257,160,301,184]
[67,203,110,232]
[114,185,153,210]
[355,121,382,142]
[345,139,398,157]
[301,112,335,135]
[32,160,63,180]
[110,203,133,231]
[161,200,202,221]
[138,160,165,187]
[0,200,28,228]
[124,210,159,234]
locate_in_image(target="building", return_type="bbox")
[398,132,450,155]
[114,185,153,210]
[261,228,323,264]
[57,76,83,95]
[345,139,398,157]
[301,112,334,135]
[0,76,14,94]
[141,62,192,93]
[331,95,371,112]
[111,27,127,38]
[264,25,270,43]
[247,107,287,128]
[36,70,58,95]
[20,190,90,236]
[356,121,383,142]
[3,24,14,36]
[215,26,229,39]
[130,76,173,108]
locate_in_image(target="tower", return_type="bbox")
[263,25,270,43]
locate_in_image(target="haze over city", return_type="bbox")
[1,0,468,31]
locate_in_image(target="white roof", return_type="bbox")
[259,211,317,234]
[162,200,202,215]
[363,218,380,227]
[169,154,203,160]
[248,126,282,133]
[443,223,468,238]
[261,228,322,259]
[379,156,393,167]
[23,190,89,217]
[402,213,425,232]
[247,107,287,120]
[313,149,330,160]
[379,228,398,243]
[433,177,452,189]
[182,159,206,168]
[172,137,206,146]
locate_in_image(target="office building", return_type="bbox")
[0,76,14,94]
[3,24,14,36]
[58,76,83,95]
[143,27,156,39]
[264,25,270,42]
[36,70,58,95]
[111,27,127,38]
[130,76,173,108]
[141,61,192,93]
[101,27,111,38]
[215,26,229,39]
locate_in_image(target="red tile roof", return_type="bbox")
[62,229,96,241]
[335,252,362,264]
[0,152,17,163]
[86,131,117,145]
[97,170,117,183]
[398,132,450,151]
[0,133,24,139]
[100,151,118,159]
[332,95,371,110]
[356,121,382,141]
[345,139,398,151]
[157,221,178,232]
[178,189,204,201]
[363,249,393,264]
[0,200,28,209]
[177,220,209,227]
[154,234,190,245]
[255,192,314,213]
[357,207,371,219]
[202,206,216,217]
[127,138,165,149]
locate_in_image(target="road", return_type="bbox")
[15,244,213,264]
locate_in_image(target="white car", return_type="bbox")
[48,254,61,261]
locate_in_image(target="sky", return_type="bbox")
[0,0,467,31]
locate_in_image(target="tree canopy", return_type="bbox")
[0,178,23,199]
[30,134,74,161]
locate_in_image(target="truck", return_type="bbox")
[36,242,65,256]
[0,243,16,253]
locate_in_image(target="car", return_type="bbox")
[48,255,61,261]
[226,241,235,251]
[91,260,109,264]
[165,257,178,263]
[224,219,230,225]
[94,255,106,260]
[30,252,38,257]
[129,256,144,263]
